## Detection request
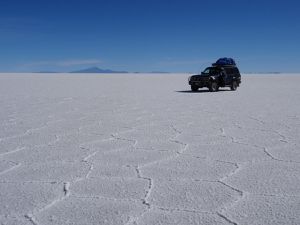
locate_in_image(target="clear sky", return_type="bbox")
[1,0,300,73]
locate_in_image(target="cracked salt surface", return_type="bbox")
[0,73,300,225]
[35,197,147,225]
[268,144,300,163]
[0,160,19,174]
[222,194,300,225]
[185,142,269,163]
[91,148,177,166]
[71,177,149,200]
[0,215,33,225]
[141,155,237,181]
[0,182,63,215]
[225,160,300,196]
[0,161,90,182]
[137,208,232,225]
[148,180,241,212]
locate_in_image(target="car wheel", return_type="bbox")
[231,81,238,91]
[209,82,219,92]
[191,86,198,92]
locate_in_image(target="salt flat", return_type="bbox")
[0,73,300,225]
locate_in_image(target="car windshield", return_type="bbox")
[202,67,220,75]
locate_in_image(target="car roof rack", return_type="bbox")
[212,63,237,67]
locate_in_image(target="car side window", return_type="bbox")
[225,68,232,75]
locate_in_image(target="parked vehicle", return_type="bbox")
[188,58,241,92]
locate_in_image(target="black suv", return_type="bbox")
[188,65,241,92]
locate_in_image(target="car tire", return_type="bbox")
[231,81,238,91]
[191,86,198,92]
[209,82,219,92]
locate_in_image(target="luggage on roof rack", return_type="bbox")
[213,57,236,66]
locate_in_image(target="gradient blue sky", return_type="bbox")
[1,0,299,73]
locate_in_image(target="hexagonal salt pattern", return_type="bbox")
[0,182,63,215]
[141,155,237,181]
[0,74,300,224]
[267,144,300,163]
[0,216,33,225]
[148,180,241,212]
[35,197,146,225]
[222,195,300,225]
[71,177,149,200]
[137,208,232,225]
[225,160,300,196]
[0,161,90,182]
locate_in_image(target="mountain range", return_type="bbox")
[33,67,170,73]
[70,67,128,73]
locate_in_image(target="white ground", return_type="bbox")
[0,73,300,225]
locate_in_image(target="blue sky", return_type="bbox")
[1,0,299,73]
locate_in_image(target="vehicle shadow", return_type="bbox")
[176,89,231,93]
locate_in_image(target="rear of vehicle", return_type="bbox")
[223,66,241,90]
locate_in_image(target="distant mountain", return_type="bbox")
[34,71,58,73]
[149,71,170,74]
[71,67,128,73]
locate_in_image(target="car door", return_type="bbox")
[224,68,233,85]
